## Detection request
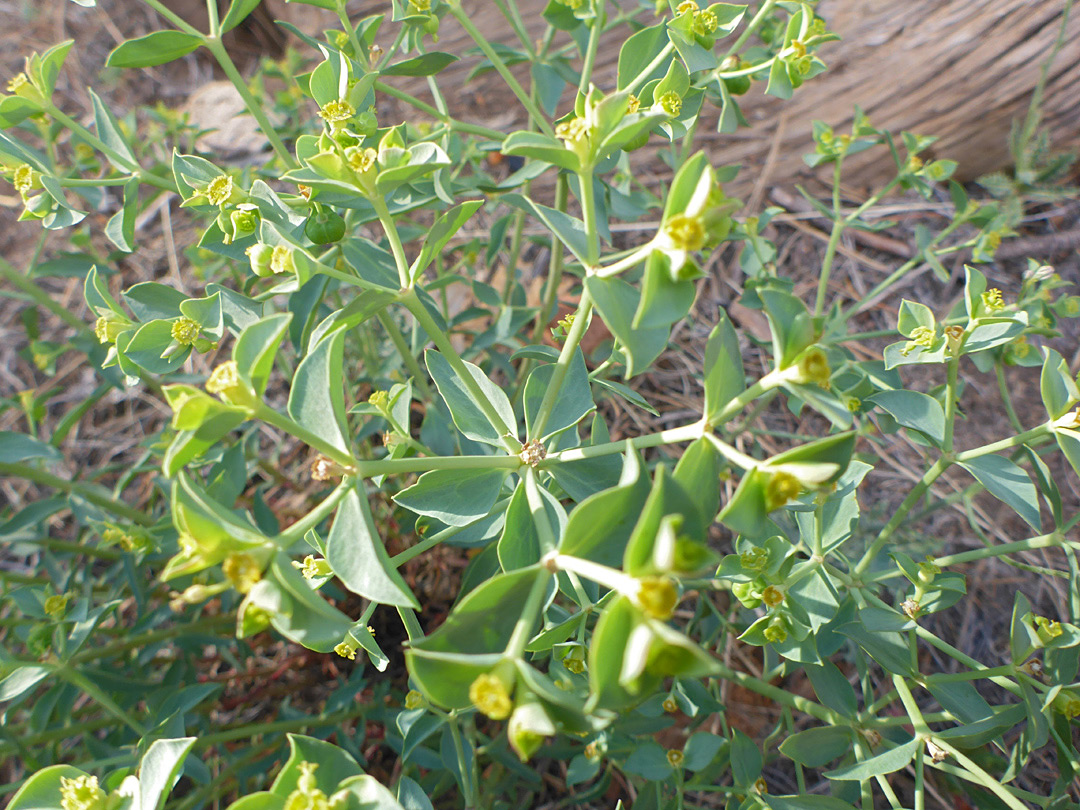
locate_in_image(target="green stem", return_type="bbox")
[276,479,355,545]
[544,421,705,465]
[371,195,411,288]
[578,8,603,95]
[995,361,1024,433]
[373,81,505,140]
[401,289,520,452]
[377,310,433,399]
[0,257,91,333]
[942,355,960,453]
[57,665,146,736]
[813,160,844,318]
[0,462,154,525]
[335,0,365,60]
[624,43,675,94]
[724,0,779,58]
[196,705,369,748]
[505,566,553,659]
[72,615,233,665]
[141,0,203,34]
[255,404,358,470]
[713,661,843,725]
[43,105,175,192]
[204,39,295,168]
[529,288,593,440]
[953,423,1050,462]
[446,2,554,137]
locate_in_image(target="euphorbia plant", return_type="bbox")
[2,0,1079,808]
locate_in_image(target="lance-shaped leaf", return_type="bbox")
[327,486,419,608]
[426,350,517,447]
[288,328,349,454]
[394,468,508,527]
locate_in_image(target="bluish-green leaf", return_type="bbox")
[106,31,203,68]
[824,736,919,781]
[394,468,507,527]
[867,389,945,445]
[958,454,1041,531]
[288,328,349,453]
[426,350,517,447]
[140,737,197,810]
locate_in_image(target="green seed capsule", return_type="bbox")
[305,207,347,244]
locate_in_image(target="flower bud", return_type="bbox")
[228,203,259,242]
[223,552,262,593]
[246,243,275,277]
[765,471,802,511]
[404,690,424,709]
[508,698,555,761]
[94,313,131,345]
[636,575,679,620]
[519,439,547,468]
[60,775,106,810]
[469,672,513,720]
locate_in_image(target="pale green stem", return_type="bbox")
[0,462,153,525]
[255,404,358,469]
[373,81,505,140]
[545,421,705,465]
[578,8,603,95]
[203,38,295,167]
[529,288,593,440]
[377,310,433,399]
[401,289,520,452]
[942,355,960,453]
[505,566,554,659]
[624,43,675,94]
[724,0,779,58]
[276,479,355,544]
[57,665,146,736]
[141,0,203,34]
[0,257,91,333]
[371,195,411,288]
[447,2,554,137]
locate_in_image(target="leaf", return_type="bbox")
[560,448,647,567]
[270,734,363,796]
[382,52,458,76]
[426,350,517,447]
[105,177,140,253]
[288,328,349,453]
[824,736,919,780]
[867,389,945,445]
[502,193,590,265]
[327,486,419,608]
[410,200,483,282]
[6,765,88,810]
[958,454,1041,531]
[779,726,853,768]
[703,308,744,423]
[0,432,62,463]
[221,0,263,32]
[106,31,203,68]
[140,737,197,810]
[761,797,859,810]
[394,468,508,527]
[234,312,292,397]
[523,350,595,441]
[585,276,668,377]
[0,665,52,702]
[1041,348,1079,420]
[501,132,580,174]
[89,88,136,169]
[617,22,670,89]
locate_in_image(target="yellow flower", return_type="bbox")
[318,99,355,125]
[761,585,785,608]
[12,164,39,196]
[693,9,718,35]
[766,471,801,510]
[204,175,235,206]
[662,696,678,713]
[334,638,358,660]
[636,575,679,620]
[347,146,378,174]
[657,91,682,117]
[664,213,706,251]
[469,672,512,719]
[206,361,241,396]
[555,117,589,144]
[981,288,1005,313]
[222,553,262,593]
[7,72,29,94]
[59,776,106,810]
[740,546,770,572]
[666,749,685,769]
[901,325,936,356]
[44,593,69,618]
[171,317,200,346]
[283,763,329,810]
[270,245,295,275]
[796,347,831,388]
[404,690,424,709]
[676,0,698,13]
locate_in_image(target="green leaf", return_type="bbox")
[327,487,419,608]
[270,734,364,795]
[673,437,721,526]
[623,742,674,780]
[765,56,793,99]
[0,664,53,702]
[617,22,671,89]
[703,308,744,423]
[426,350,517,448]
[497,480,566,571]
[89,88,136,169]
[761,797,858,810]
[896,299,934,336]
[410,200,483,282]
[221,0,263,32]
[730,729,762,786]
[234,312,292,397]
[335,775,405,810]
[288,328,349,454]
[633,251,695,330]
[804,661,857,717]
[0,432,62,463]
[1041,348,1079,420]
[140,737,197,810]
[503,193,590,266]
[382,52,459,76]
[523,350,595,441]
[6,765,88,810]
[585,276,668,377]
[105,177,139,253]
[394,468,508,527]
[106,31,203,68]
[867,389,945,445]
[957,454,1041,531]
[824,736,919,780]
[406,567,545,708]
[779,726,853,768]
[560,448,647,567]
[501,132,580,173]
